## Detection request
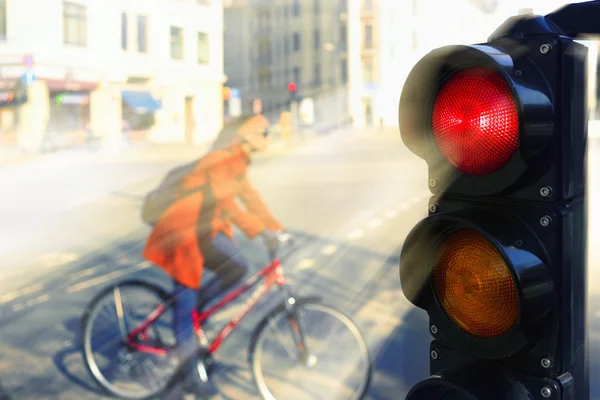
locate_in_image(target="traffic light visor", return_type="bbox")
[432,68,519,176]
[433,229,518,338]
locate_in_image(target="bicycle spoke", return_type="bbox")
[114,286,129,339]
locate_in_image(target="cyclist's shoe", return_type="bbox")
[183,377,219,398]
[181,362,219,398]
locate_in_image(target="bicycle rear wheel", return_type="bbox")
[249,298,371,400]
[80,280,178,399]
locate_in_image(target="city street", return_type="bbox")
[0,127,599,399]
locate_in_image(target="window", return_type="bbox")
[197,32,209,64]
[137,15,148,53]
[284,34,289,54]
[339,23,347,51]
[313,64,321,85]
[313,29,320,50]
[364,24,373,49]
[257,39,271,65]
[313,0,319,15]
[0,0,6,39]
[340,60,348,84]
[292,0,300,17]
[121,12,127,50]
[258,69,272,89]
[293,67,301,85]
[293,32,301,52]
[63,1,87,46]
[170,26,184,60]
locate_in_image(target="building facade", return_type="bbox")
[347,0,598,128]
[0,0,224,152]
[347,0,509,128]
[224,0,351,127]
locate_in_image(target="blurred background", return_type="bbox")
[0,1,599,399]
[0,0,596,157]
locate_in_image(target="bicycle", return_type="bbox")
[81,233,372,400]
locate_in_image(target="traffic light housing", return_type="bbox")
[398,5,590,400]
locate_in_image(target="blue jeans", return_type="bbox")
[173,233,248,363]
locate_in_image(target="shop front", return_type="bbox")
[0,80,28,146]
[121,90,162,142]
[42,79,97,151]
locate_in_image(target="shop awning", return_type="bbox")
[122,90,162,113]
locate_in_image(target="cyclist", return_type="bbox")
[142,113,284,396]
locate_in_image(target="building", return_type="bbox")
[223,0,351,128]
[347,0,599,128]
[0,0,224,152]
[346,0,509,128]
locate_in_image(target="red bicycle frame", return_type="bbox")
[126,259,287,356]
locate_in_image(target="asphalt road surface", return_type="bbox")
[0,127,599,399]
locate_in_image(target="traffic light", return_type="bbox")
[287,82,298,101]
[398,4,591,400]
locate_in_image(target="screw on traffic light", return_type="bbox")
[398,2,596,399]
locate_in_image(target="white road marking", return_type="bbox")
[321,245,338,255]
[66,262,152,294]
[296,259,316,270]
[0,283,44,304]
[70,267,100,281]
[347,229,365,240]
[368,219,383,228]
[385,210,397,219]
[40,252,80,269]
[27,294,49,307]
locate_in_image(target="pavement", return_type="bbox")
[0,126,598,399]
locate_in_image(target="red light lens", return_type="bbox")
[431,68,519,175]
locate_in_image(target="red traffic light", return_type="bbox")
[287,82,297,92]
[431,68,519,176]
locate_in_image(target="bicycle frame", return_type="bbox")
[126,258,287,356]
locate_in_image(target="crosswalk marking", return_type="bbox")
[347,229,364,240]
[321,245,338,255]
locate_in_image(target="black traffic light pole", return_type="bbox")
[398,1,599,400]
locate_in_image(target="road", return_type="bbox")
[0,127,598,399]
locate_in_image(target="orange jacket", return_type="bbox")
[142,144,283,289]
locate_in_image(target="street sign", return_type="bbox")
[22,55,34,68]
[398,3,593,399]
[21,69,36,86]
[229,88,240,100]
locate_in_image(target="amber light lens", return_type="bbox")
[433,229,519,338]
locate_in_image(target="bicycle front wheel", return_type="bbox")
[249,299,371,400]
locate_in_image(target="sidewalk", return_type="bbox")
[0,126,329,169]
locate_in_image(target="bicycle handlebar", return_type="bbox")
[266,231,294,261]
